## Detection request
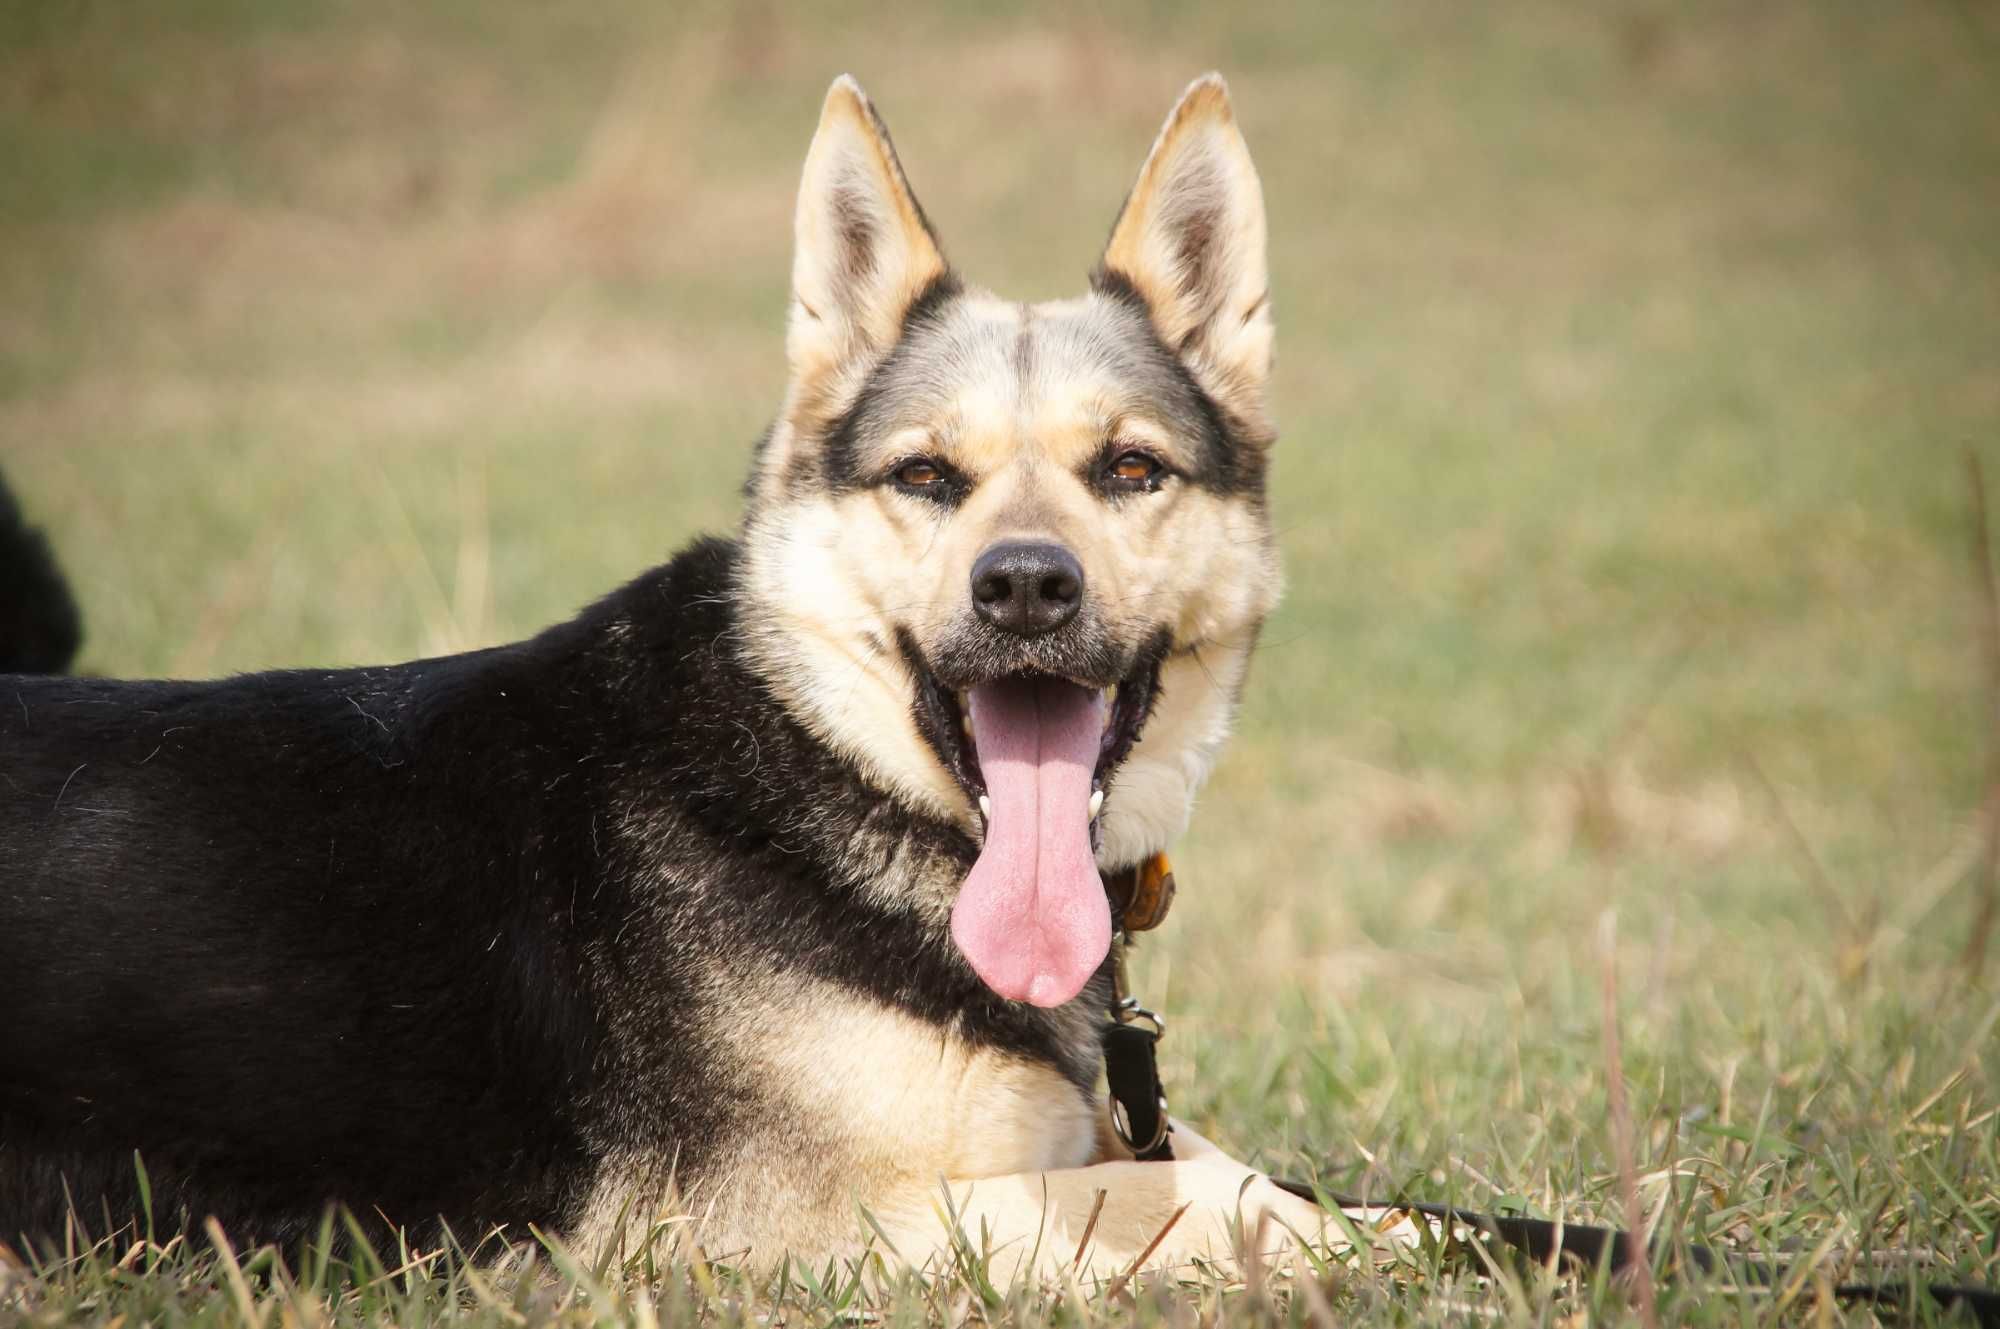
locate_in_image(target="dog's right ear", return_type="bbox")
[787,77,951,384]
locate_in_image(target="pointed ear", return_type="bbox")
[788,76,951,382]
[1100,74,1272,432]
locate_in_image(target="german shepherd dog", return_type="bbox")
[0,75,1338,1280]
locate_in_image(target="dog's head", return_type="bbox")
[739,75,1279,1006]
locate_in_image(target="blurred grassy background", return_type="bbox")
[4,0,1999,1314]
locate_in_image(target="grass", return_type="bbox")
[3,0,1999,1323]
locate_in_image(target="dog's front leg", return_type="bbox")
[873,1118,1401,1285]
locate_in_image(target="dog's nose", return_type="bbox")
[970,542,1084,637]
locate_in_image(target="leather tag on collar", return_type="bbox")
[1103,851,1176,932]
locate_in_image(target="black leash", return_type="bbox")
[1268,1177,2000,1327]
[1099,914,1999,1325]
[1102,859,1177,1163]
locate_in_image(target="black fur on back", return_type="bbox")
[0,538,1097,1251]
[0,472,82,675]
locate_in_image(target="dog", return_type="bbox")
[0,74,1351,1282]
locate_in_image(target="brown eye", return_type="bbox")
[1106,450,1162,486]
[895,459,944,487]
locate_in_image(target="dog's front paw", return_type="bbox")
[1144,1121,1424,1272]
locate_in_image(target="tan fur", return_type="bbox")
[573,976,1429,1281]
[709,74,1339,1286]
[873,1123,1430,1283]
[574,978,1101,1261]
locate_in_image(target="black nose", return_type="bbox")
[970,541,1084,637]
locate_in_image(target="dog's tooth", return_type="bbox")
[1088,789,1104,820]
[978,794,991,820]
[960,713,973,738]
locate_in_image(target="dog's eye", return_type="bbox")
[890,457,963,505]
[1104,450,1164,488]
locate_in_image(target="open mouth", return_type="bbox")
[909,651,1164,1008]
[924,670,1158,825]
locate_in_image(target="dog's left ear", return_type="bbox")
[788,76,951,383]
[1100,74,1272,435]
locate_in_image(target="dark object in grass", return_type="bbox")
[0,470,82,675]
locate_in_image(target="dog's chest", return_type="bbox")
[733,982,1099,1182]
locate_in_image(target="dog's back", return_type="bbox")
[0,473,82,676]
[0,492,611,1243]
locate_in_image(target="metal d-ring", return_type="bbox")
[1110,1086,1171,1156]
[1114,995,1165,1039]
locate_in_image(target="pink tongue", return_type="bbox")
[950,677,1111,1007]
